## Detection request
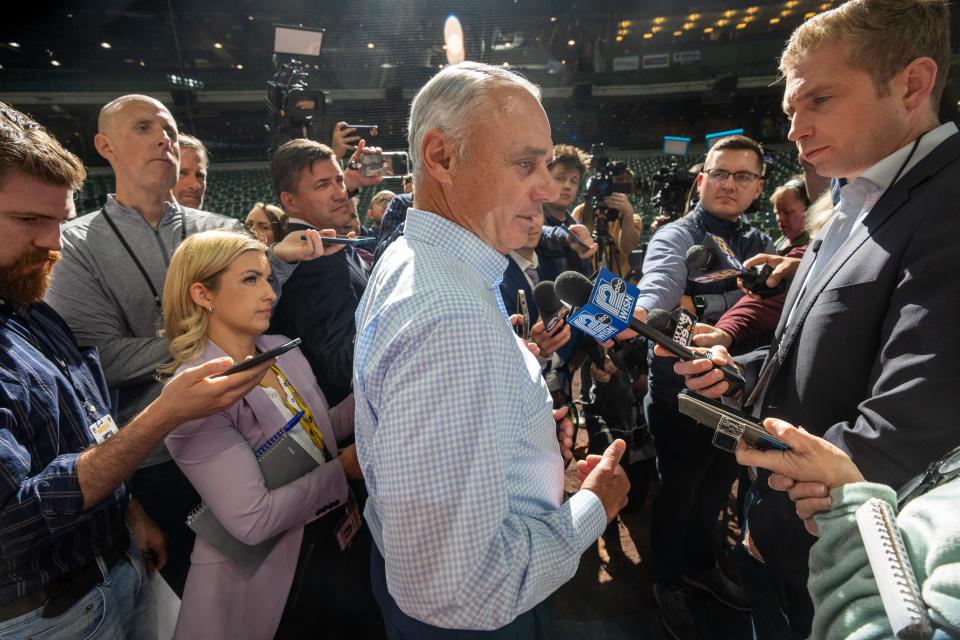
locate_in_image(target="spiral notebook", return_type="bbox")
[855,497,933,640]
[186,424,321,575]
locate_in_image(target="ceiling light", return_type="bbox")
[673,30,683,36]
[736,23,747,29]
[688,13,701,20]
[139,60,145,67]
[804,11,816,18]
[213,42,223,49]
[643,33,653,39]
[550,16,557,22]
[248,15,254,21]
[50,59,61,66]
[820,2,832,8]
[619,20,632,28]
[682,22,695,30]
[653,17,666,25]
[100,42,111,49]
[8,42,20,48]
[716,19,729,26]
[235,64,244,69]
[651,26,661,33]
[724,10,737,17]
[567,39,576,46]
[704,27,714,33]
[746,6,759,14]
[781,9,792,16]
[615,35,623,42]
[367,42,375,49]
[769,17,781,23]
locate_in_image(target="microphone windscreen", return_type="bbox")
[647,308,672,333]
[532,281,562,315]
[555,271,593,307]
[685,244,713,271]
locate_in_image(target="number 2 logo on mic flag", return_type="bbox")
[568,268,640,343]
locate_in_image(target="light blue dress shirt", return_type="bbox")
[353,208,607,630]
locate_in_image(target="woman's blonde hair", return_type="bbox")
[160,230,267,373]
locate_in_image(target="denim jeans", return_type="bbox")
[0,538,157,640]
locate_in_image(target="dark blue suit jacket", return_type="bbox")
[270,222,368,406]
[499,255,580,365]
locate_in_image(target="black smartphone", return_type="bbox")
[345,123,378,138]
[677,389,790,452]
[216,338,302,377]
[319,235,377,247]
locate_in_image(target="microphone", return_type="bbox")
[686,241,785,298]
[554,270,744,396]
[532,280,568,333]
[647,308,696,347]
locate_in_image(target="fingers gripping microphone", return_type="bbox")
[647,308,696,347]
[555,270,744,396]
[686,238,785,298]
[532,280,568,333]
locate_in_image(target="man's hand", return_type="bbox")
[153,357,276,428]
[652,342,738,399]
[649,214,671,234]
[589,354,618,384]
[602,192,634,219]
[566,223,598,259]
[553,405,575,462]
[127,498,167,573]
[331,121,360,159]
[735,418,865,536]
[576,439,630,522]
[338,444,363,480]
[343,139,384,192]
[691,322,732,349]
[271,228,346,263]
[741,253,801,289]
[529,318,570,358]
[679,295,696,315]
[508,314,540,356]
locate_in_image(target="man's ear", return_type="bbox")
[899,56,938,114]
[279,190,299,216]
[420,128,456,186]
[93,132,114,163]
[754,179,765,202]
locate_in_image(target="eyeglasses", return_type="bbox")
[897,444,960,508]
[703,168,761,186]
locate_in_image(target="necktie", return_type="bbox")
[524,265,540,286]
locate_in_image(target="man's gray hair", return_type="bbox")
[407,61,541,179]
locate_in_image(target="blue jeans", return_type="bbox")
[0,538,157,640]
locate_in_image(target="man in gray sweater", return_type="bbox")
[44,94,332,595]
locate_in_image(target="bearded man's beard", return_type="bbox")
[0,250,62,304]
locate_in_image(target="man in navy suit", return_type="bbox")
[669,1,960,636]
[269,138,378,405]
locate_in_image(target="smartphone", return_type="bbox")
[361,151,410,178]
[318,235,377,247]
[344,123,378,138]
[216,338,302,377]
[516,290,530,342]
[677,389,790,452]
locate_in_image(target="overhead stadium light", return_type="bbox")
[444,15,465,64]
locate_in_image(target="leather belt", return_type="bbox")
[0,533,130,622]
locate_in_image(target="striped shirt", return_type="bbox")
[0,300,127,605]
[353,208,606,630]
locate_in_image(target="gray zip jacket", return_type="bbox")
[46,195,294,466]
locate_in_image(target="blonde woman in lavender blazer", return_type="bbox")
[159,230,363,639]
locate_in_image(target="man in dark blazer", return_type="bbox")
[668,1,960,637]
[269,139,375,406]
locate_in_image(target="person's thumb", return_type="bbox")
[600,439,627,467]
[189,356,234,379]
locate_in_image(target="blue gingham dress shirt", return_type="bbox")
[354,209,606,630]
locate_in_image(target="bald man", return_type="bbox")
[44,94,326,595]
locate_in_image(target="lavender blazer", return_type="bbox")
[165,334,353,640]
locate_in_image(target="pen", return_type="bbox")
[255,410,305,458]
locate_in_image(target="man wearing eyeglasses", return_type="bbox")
[365,190,395,235]
[633,134,774,639]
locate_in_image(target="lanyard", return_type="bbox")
[101,206,187,310]
[262,365,332,461]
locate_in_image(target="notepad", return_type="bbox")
[186,426,322,575]
[855,497,932,640]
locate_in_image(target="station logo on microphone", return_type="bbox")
[569,268,639,342]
